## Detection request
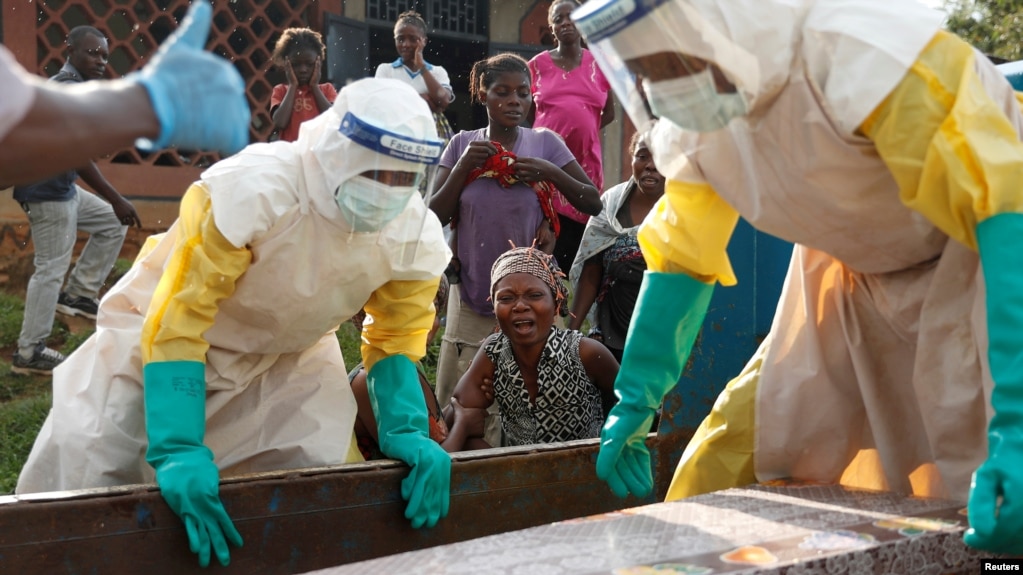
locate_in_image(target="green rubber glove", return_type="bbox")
[596,271,714,498]
[144,361,243,567]
[368,355,451,528]
[965,213,1023,555]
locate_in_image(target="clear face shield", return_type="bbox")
[332,109,443,262]
[572,0,751,134]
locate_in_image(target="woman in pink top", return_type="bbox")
[527,0,615,273]
[269,28,338,143]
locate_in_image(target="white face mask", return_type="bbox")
[643,68,747,133]
[334,175,418,232]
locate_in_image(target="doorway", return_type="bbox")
[367,25,489,134]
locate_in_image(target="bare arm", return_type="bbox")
[270,62,299,130]
[569,258,603,331]
[600,91,616,129]
[448,341,498,449]
[429,139,497,225]
[451,343,496,410]
[513,156,602,216]
[308,58,333,113]
[414,41,453,113]
[354,366,473,452]
[418,69,452,114]
[77,161,142,227]
[0,80,159,187]
[535,218,556,254]
[579,336,620,412]
[349,368,379,444]
[439,397,487,452]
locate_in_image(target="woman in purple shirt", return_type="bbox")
[430,52,601,446]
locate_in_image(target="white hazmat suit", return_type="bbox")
[17,80,451,564]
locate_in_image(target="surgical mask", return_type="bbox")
[643,69,747,132]
[334,176,418,232]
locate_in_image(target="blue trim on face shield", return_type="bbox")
[573,0,673,43]
[339,112,443,165]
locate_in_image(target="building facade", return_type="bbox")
[0,0,625,270]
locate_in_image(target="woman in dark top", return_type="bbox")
[568,129,665,362]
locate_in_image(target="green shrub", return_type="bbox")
[336,321,443,387]
[0,362,49,403]
[0,292,25,349]
[59,329,95,356]
[336,320,362,371]
[106,258,134,289]
[0,392,51,494]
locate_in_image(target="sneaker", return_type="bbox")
[56,292,99,320]
[12,345,66,376]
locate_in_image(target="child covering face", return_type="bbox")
[269,27,337,142]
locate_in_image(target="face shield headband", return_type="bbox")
[331,110,445,237]
[339,111,443,166]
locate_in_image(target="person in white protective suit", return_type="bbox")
[572,0,1023,555]
[15,77,453,567]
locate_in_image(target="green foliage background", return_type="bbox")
[944,0,1023,61]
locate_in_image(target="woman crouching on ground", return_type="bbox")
[447,246,619,449]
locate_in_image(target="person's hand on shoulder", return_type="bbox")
[480,374,495,403]
[450,397,487,438]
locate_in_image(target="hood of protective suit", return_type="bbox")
[295,77,442,222]
[574,0,942,134]
[200,78,442,232]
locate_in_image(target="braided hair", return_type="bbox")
[394,10,428,35]
[468,53,530,104]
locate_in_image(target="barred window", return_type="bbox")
[367,0,419,22]
[367,0,486,38]
[32,0,311,166]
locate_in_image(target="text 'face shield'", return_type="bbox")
[333,111,441,233]
[301,77,446,265]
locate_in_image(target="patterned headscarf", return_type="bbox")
[490,246,569,317]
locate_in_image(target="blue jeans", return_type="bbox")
[17,186,126,356]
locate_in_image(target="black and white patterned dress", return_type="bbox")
[484,328,604,446]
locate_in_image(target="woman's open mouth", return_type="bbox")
[511,319,535,333]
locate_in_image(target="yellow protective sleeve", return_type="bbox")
[638,179,739,286]
[140,183,253,364]
[666,343,760,501]
[360,276,441,373]
[860,30,1023,249]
